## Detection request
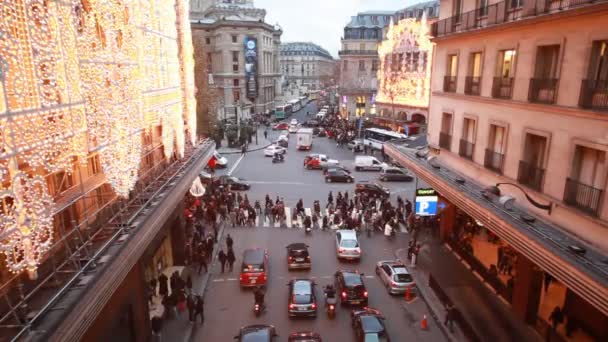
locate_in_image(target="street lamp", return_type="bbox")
[484,182,552,213]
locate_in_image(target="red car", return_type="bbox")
[240,248,269,288]
[273,122,289,131]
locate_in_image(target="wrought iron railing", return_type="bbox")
[517,160,545,191]
[439,132,452,150]
[491,77,514,99]
[465,76,481,95]
[443,76,457,93]
[431,0,607,38]
[579,79,608,111]
[459,139,475,159]
[528,78,559,104]
[564,177,603,217]
[484,148,505,174]
[338,50,378,56]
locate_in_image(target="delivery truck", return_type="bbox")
[296,128,313,150]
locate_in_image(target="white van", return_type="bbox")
[354,156,387,171]
[316,111,326,120]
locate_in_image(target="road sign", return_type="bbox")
[415,188,438,216]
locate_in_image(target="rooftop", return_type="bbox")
[345,11,395,29]
[280,42,333,59]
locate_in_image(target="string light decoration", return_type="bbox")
[376,16,434,108]
[0,0,198,276]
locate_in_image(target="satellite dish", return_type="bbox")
[499,195,515,211]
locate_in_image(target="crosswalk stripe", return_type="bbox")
[285,207,292,228]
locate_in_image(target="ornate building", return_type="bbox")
[280,42,336,92]
[0,1,213,340]
[375,6,436,133]
[190,0,282,122]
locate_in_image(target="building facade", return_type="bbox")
[387,0,608,341]
[280,42,336,94]
[0,1,214,340]
[338,11,394,119]
[374,1,438,133]
[190,0,282,122]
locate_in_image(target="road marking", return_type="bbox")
[212,279,225,282]
[228,154,245,176]
[364,275,374,279]
[226,278,237,281]
[285,207,292,228]
[320,276,332,279]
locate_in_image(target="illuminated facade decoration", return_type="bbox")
[0,0,197,276]
[376,16,434,109]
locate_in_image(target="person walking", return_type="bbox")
[227,248,236,272]
[187,293,196,323]
[151,316,162,341]
[158,273,169,298]
[193,295,205,325]
[263,129,268,140]
[198,250,208,274]
[218,249,227,273]
[186,275,193,295]
[226,234,234,250]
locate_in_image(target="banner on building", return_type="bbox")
[244,36,258,99]
[415,188,438,216]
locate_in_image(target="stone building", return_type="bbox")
[190,0,282,123]
[280,42,336,94]
[388,0,608,340]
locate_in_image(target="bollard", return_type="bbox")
[421,314,428,330]
[405,287,411,301]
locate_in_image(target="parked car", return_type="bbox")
[240,248,268,288]
[264,144,287,157]
[355,182,390,199]
[335,230,361,260]
[288,279,317,318]
[325,169,354,183]
[273,122,289,131]
[379,167,413,182]
[334,270,368,306]
[234,324,278,342]
[375,260,415,295]
[286,243,311,270]
[351,308,390,341]
[354,156,387,171]
[288,332,322,342]
[215,175,250,190]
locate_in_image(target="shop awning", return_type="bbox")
[385,143,608,316]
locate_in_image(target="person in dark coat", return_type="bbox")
[218,249,227,273]
[150,278,157,297]
[193,295,205,324]
[158,273,169,297]
[198,250,208,274]
[151,316,162,338]
[226,234,234,250]
[186,275,193,295]
[187,294,196,323]
[227,249,236,272]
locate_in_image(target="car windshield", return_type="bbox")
[343,273,363,286]
[394,273,413,282]
[341,239,358,248]
[289,249,308,257]
[292,293,311,304]
[363,333,389,342]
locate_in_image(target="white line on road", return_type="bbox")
[228,154,245,176]
[364,275,374,279]
[212,279,225,282]
[226,278,237,281]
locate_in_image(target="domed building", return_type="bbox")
[280,42,337,92]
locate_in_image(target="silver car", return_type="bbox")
[375,260,415,294]
[335,230,361,260]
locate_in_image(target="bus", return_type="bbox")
[289,99,301,112]
[363,128,408,150]
[298,96,308,105]
[275,104,293,120]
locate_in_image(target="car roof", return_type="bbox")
[243,249,265,264]
[240,324,273,341]
[292,279,313,293]
[287,243,308,251]
[360,315,385,333]
[341,271,363,285]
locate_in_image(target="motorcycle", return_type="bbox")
[272,155,284,163]
[325,294,337,318]
[254,302,265,317]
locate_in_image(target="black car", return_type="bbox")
[288,331,322,342]
[351,308,390,342]
[286,243,311,270]
[355,182,389,199]
[334,270,368,306]
[215,175,250,191]
[379,167,413,182]
[234,324,278,341]
[325,170,354,183]
[288,279,317,318]
[322,165,351,175]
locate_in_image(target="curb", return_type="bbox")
[217,142,272,155]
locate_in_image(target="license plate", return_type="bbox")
[295,258,304,262]
[250,279,257,284]
[298,307,306,311]
[351,300,360,304]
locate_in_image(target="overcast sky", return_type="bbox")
[256,0,420,58]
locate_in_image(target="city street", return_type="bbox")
[193,102,445,341]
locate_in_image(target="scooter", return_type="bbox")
[254,302,264,317]
[325,295,337,318]
[272,156,284,163]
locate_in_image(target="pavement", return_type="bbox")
[160,102,540,342]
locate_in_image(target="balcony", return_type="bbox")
[528,78,558,104]
[492,77,514,99]
[517,160,545,191]
[564,178,604,217]
[459,139,475,160]
[484,149,504,174]
[443,76,457,93]
[579,79,608,111]
[431,0,608,38]
[464,76,481,95]
[439,132,452,150]
[338,50,378,56]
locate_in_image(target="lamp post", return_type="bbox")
[487,182,553,213]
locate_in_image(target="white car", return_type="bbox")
[213,151,228,168]
[335,230,361,260]
[376,260,415,295]
[290,119,298,125]
[264,145,286,157]
[288,124,298,133]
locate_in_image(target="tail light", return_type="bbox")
[311,303,316,309]
[363,291,368,297]
[306,256,310,260]
[341,291,347,298]
[288,256,293,261]
[329,304,335,310]
[289,304,295,309]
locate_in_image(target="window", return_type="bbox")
[231,34,237,43]
[233,90,240,102]
[510,0,522,9]
[233,79,239,87]
[565,145,606,215]
[484,124,507,173]
[469,52,482,77]
[478,0,489,16]
[232,51,239,63]
[447,54,458,77]
[534,45,560,79]
[439,113,453,150]
[359,43,365,51]
[371,60,379,71]
[518,133,548,190]
[205,37,210,44]
[359,60,365,71]
[497,49,516,78]
[233,64,239,72]
[587,40,608,82]
[454,0,462,20]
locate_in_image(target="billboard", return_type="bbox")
[415,188,438,216]
[244,36,258,99]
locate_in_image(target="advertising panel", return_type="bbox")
[415,188,438,216]
[244,36,258,99]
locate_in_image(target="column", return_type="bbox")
[439,201,455,242]
[511,253,543,325]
